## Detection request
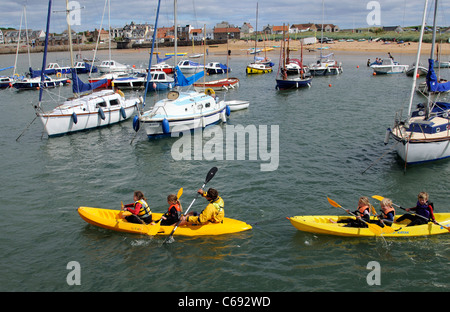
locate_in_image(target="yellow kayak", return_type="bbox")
[287,213,450,237]
[78,207,252,236]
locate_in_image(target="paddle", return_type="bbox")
[162,167,218,244]
[147,187,183,236]
[327,197,384,235]
[372,195,450,232]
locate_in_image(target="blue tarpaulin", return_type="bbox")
[427,58,450,93]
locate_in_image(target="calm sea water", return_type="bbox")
[0,48,448,293]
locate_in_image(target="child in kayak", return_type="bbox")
[159,194,182,226]
[123,191,152,224]
[396,192,436,226]
[180,188,224,225]
[374,198,395,226]
[333,196,371,228]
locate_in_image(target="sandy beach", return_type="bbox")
[2,39,449,58]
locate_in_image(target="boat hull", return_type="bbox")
[371,65,409,74]
[246,65,272,74]
[288,214,450,237]
[224,100,249,111]
[13,78,71,90]
[78,207,252,236]
[193,78,239,92]
[143,107,227,139]
[37,91,139,137]
[276,78,312,90]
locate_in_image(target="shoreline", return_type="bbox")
[1,40,449,58]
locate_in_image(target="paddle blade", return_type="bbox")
[205,167,218,184]
[367,223,384,235]
[372,195,384,202]
[327,197,342,208]
[177,187,183,200]
[381,225,395,234]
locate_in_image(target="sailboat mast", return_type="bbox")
[66,0,75,70]
[143,0,162,108]
[254,2,258,63]
[406,0,428,119]
[425,0,439,120]
[174,0,178,69]
[38,0,52,104]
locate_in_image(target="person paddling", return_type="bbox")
[180,188,224,225]
[123,191,152,224]
[159,194,183,226]
[333,196,371,228]
[396,192,436,226]
[374,197,395,227]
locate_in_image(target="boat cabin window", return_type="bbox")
[205,103,210,108]
[96,100,107,108]
[110,98,119,106]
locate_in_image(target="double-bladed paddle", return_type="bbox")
[327,197,385,235]
[162,167,218,244]
[372,195,450,232]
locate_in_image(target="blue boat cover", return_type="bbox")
[156,54,172,63]
[71,71,107,93]
[427,59,450,93]
[174,66,204,87]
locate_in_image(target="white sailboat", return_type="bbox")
[386,0,450,165]
[34,0,139,137]
[134,0,229,139]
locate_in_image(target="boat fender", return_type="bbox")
[116,89,124,98]
[120,107,126,119]
[132,115,140,132]
[384,128,391,145]
[162,118,170,134]
[72,112,78,124]
[98,107,105,120]
[226,105,231,116]
[205,88,215,96]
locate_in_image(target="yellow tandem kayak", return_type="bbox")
[287,213,450,237]
[78,207,252,236]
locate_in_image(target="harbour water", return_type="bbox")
[0,48,449,293]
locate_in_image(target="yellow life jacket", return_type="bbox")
[136,199,151,218]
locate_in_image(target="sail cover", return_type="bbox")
[427,58,450,93]
[174,66,204,87]
[71,71,107,93]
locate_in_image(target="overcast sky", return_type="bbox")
[1,0,449,33]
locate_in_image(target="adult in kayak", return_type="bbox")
[123,190,153,224]
[180,188,224,225]
[332,196,371,228]
[395,192,436,226]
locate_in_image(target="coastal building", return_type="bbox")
[0,30,3,44]
[213,27,240,40]
[241,22,254,34]
[291,23,318,33]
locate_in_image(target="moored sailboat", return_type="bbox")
[34,0,139,137]
[386,0,450,165]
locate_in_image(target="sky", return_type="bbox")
[1,0,449,33]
